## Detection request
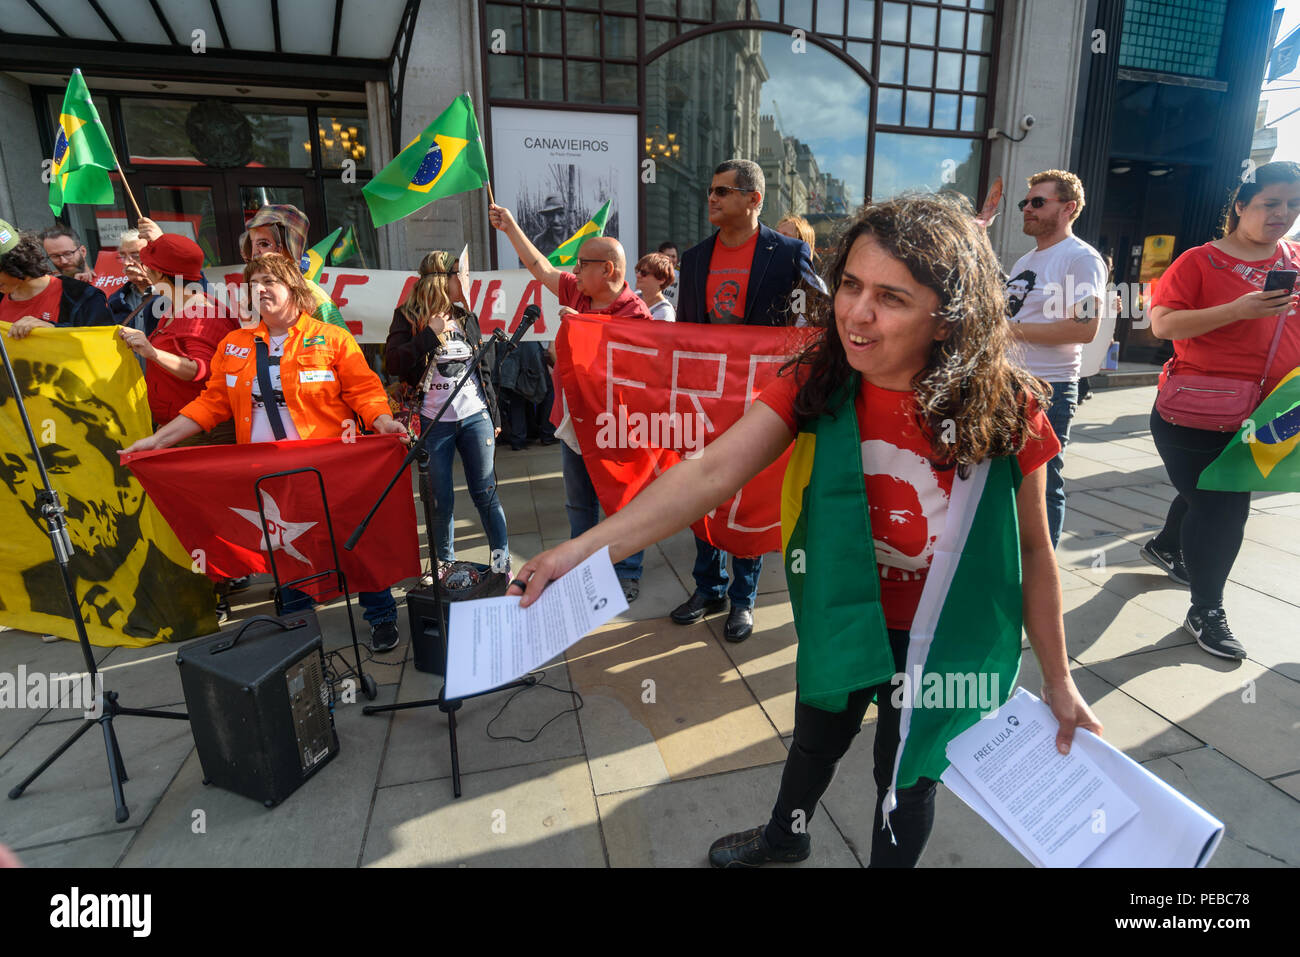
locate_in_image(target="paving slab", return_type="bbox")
[11,829,135,868]
[379,656,584,788]
[1060,583,1191,664]
[0,631,114,755]
[596,762,862,867]
[362,755,605,867]
[1142,747,1299,868]
[1272,773,1300,802]
[709,592,799,737]
[1089,647,1300,780]
[566,616,787,795]
[0,710,195,850]
[121,684,398,867]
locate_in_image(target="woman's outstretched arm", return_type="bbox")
[509,401,795,606]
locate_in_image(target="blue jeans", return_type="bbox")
[420,411,509,567]
[561,443,643,580]
[1044,380,1078,549]
[280,585,396,626]
[692,535,762,609]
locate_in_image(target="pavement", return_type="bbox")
[0,383,1296,868]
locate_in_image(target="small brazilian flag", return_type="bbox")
[362,94,490,228]
[1199,368,1300,492]
[547,200,612,267]
[301,227,343,281]
[330,225,360,265]
[49,69,117,216]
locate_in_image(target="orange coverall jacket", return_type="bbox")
[181,313,391,443]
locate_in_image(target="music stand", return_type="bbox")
[349,317,537,798]
[2,333,188,824]
[253,467,378,703]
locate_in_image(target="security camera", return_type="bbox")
[1020,115,1036,132]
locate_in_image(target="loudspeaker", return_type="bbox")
[176,613,338,808]
[405,562,508,675]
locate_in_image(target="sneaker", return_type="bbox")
[216,597,231,624]
[1184,607,1245,660]
[370,620,400,653]
[708,825,810,868]
[619,579,640,603]
[225,576,252,594]
[1140,539,1190,587]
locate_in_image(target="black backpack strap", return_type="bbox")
[254,337,289,440]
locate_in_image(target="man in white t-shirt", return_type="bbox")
[1004,169,1107,549]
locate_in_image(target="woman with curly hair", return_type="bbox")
[0,224,113,335]
[507,193,1102,867]
[384,250,509,579]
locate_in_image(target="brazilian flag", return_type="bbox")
[362,94,490,227]
[49,69,117,216]
[1199,368,1300,492]
[301,227,343,281]
[330,225,360,265]
[547,200,612,267]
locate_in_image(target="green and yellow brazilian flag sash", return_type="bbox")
[780,374,1024,798]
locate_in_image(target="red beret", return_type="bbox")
[140,233,205,283]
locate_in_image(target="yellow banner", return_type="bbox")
[0,324,216,646]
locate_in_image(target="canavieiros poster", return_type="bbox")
[489,107,638,279]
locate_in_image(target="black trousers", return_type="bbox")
[1149,407,1252,610]
[765,629,937,868]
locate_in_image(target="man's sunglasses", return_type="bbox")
[577,258,610,268]
[1017,196,1058,211]
[707,186,756,199]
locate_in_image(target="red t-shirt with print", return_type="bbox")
[0,278,63,326]
[706,231,758,323]
[1152,240,1300,396]
[758,372,1060,629]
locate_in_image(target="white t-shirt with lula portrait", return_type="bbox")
[1004,234,1109,383]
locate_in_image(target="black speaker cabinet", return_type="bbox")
[405,562,508,675]
[176,613,338,808]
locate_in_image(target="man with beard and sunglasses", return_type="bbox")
[1004,170,1108,549]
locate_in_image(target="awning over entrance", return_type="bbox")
[0,0,420,85]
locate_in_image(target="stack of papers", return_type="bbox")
[444,547,628,699]
[941,688,1224,867]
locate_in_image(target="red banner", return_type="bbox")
[123,434,419,596]
[558,316,814,557]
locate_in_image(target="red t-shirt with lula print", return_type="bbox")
[0,277,63,326]
[706,231,758,323]
[1152,240,1300,396]
[758,372,1059,630]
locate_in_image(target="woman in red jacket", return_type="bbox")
[1146,160,1300,659]
[116,234,237,441]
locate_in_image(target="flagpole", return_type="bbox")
[466,90,496,209]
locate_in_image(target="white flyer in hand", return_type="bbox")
[944,688,1139,868]
[443,546,628,699]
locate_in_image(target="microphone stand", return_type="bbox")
[347,312,537,798]
[2,332,188,825]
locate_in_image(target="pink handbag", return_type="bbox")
[1156,261,1291,432]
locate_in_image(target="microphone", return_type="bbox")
[497,304,540,353]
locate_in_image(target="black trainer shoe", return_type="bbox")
[708,826,810,868]
[215,597,231,624]
[1140,540,1190,586]
[619,579,640,603]
[724,605,754,643]
[370,620,400,653]
[670,590,727,624]
[1184,607,1245,660]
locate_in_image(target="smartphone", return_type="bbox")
[1263,269,1297,293]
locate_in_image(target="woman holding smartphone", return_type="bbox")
[508,194,1100,867]
[1146,160,1300,659]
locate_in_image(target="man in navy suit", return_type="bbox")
[673,158,822,642]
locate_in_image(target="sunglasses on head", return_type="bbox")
[1017,197,1057,211]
